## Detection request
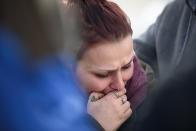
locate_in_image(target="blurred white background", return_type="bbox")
[112,0,173,38]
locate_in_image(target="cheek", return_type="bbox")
[76,68,110,94]
[83,77,110,94]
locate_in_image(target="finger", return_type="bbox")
[112,89,126,98]
[123,108,132,120]
[88,92,104,103]
[121,101,131,113]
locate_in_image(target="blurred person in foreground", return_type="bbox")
[134,0,196,82]
[0,0,98,130]
[65,0,147,130]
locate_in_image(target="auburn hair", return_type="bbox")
[66,0,133,59]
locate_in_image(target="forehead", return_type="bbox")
[80,35,133,68]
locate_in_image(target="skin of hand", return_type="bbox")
[87,89,132,131]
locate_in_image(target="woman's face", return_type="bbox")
[76,35,134,94]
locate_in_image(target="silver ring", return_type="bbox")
[113,91,119,98]
[121,97,127,104]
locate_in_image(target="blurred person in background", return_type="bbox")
[0,0,99,130]
[130,0,196,130]
[134,0,196,82]
[66,0,147,130]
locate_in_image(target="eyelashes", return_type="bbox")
[95,73,109,78]
[122,62,132,70]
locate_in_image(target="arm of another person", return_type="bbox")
[133,23,158,74]
[133,0,176,77]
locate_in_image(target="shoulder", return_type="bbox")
[157,0,187,24]
[163,0,186,14]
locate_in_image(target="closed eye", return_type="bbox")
[95,73,109,78]
[122,62,132,70]
[122,56,134,70]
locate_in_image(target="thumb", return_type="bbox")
[88,92,104,103]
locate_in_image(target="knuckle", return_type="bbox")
[118,112,124,120]
[116,109,124,120]
[123,95,127,99]
[119,89,126,96]
[108,92,116,98]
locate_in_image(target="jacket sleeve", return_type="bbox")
[117,110,137,131]
[133,22,158,73]
[133,0,177,74]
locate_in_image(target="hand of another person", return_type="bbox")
[87,89,132,131]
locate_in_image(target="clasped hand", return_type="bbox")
[87,89,132,131]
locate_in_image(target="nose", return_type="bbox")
[110,71,125,90]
